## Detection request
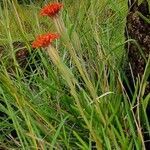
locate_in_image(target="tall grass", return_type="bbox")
[0,0,149,149]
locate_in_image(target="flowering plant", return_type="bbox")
[40,3,63,18]
[32,33,60,48]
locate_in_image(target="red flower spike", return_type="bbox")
[32,33,60,48]
[40,3,63,18]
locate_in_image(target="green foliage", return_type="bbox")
[0,0,149,149]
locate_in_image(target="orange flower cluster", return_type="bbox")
[32,2,63,48]
[32,33,60,48]
[40,3,63,18]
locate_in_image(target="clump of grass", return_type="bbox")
[0,0,149,149]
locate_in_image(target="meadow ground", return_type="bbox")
[0,0,150,149]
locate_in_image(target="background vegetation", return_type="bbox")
[0,0,149,149]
